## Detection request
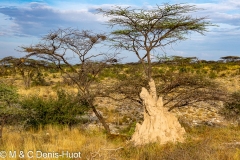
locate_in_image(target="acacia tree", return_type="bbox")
[220,56,240,63]
[21,28,116,134]
[99,4,212,79]
[0,57,51,88]
[0,56,19,76]
[99,4,214,145]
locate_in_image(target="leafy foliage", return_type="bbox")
[0,82,18,107]
[222,91,240,124]
[99,4,213,79]
[0,56,51,88]
[31,72,49,86]
[21,90,89,129]
[0,83,25,138]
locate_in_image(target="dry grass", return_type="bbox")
[118,126,240,160]
[0,125,240,160]
[1,125,125,160]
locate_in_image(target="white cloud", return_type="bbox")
[196,1,240,23]
[0,0,239,61]
[0,2,109,37]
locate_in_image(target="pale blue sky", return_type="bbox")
[0,0,239,62]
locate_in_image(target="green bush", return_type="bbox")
[0,82,18,106]
[209,71,217,79]
[21,90,89,129]
[52,74,57,78]
[195,69,208,75]
[49,68,59,73]
[31,72,49,86]
[0,83,25,137]
[179,67,188,73]
[222,91,240,124]
[99,66,125,80]
[210,63,228,73]
[192,63,205,69]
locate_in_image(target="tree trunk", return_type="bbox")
[0,120,4,139]
[146,51,152,80]
[0,126,2,139]
[91,105,111,134]
[131,79,186,145]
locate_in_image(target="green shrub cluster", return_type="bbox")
[0,82,18,106]
[31,72,49,86]
[0,83,26,137]
[222,91,240,124]
[0,83,90,137]
[21,90,89,129]
[99,67,120,79]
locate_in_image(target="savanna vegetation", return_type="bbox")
[0,55,240,159]
[0,3,240,160]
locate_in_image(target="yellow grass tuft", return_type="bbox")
[1,125,126,160]
[1,125,240,160]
